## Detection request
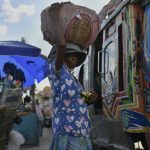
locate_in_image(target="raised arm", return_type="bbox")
[50,3,66,71]
[55,39,66,71]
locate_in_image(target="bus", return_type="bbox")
[78,0,150,149]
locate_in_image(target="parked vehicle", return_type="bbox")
[78,0,150,149]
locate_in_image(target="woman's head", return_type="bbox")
[3,62,17,75]
[64,43,86,69]
[48,43,87,69]
[64,52,78,69]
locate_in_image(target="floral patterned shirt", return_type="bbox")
[48,60,91,137]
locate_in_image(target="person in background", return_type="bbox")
[35,98,44,137]
[3,62,25,88]
[42,97,51,117]
[47,6,98,150]
[42,97,52,128]
[3,62,16,88]
[23,96,32,111]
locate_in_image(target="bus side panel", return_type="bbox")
[142,3,150,124]
[100,3,150,132]
[119,4,150,132]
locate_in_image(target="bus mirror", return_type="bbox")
[98,50,109,74]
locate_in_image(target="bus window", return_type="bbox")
[118,24,124,91]
[104,41,117,87]
[78,65,83,85]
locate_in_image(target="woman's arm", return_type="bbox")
[50,3,66,71]
[55,42,66,71]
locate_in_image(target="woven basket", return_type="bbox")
[65,14,92,48]
[41,2,100,49]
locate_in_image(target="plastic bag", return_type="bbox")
[8,129,25,150]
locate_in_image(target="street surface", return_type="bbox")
[20,127,143,150]
[21,127,52,150]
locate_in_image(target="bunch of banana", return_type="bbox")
[80,92,92,103]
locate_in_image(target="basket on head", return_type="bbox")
[65,14,92,49]
[41,2,100,49]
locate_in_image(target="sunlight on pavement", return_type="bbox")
[135,141,144,150]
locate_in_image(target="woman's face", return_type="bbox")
[65,53,78,69]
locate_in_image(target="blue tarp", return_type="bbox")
[0,55,49,87]
[0,41,49,87]
[13,113,39,146]
[0,41,41,56]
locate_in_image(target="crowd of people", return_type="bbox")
[0,61,53,149]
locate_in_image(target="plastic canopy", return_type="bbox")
[0,55,49,87]
[0,41,41,56]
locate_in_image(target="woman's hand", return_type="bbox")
[81,90,98,104]
[89,91,98,102]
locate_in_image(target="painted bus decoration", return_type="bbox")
[78,0,150,149]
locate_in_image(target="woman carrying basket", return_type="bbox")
[48,40,98,150]
[47,20,98,150]
[41,2,99,150]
